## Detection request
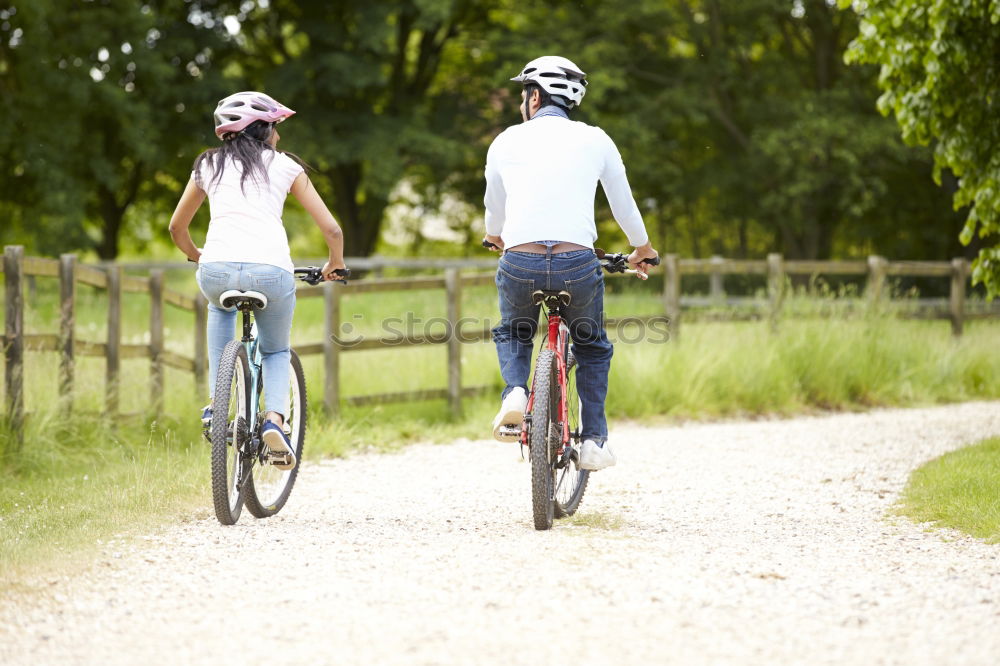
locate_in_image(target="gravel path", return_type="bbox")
[2,402,999,665]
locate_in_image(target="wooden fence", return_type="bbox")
[2,245,995,443]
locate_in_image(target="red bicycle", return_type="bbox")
[519,249,659,530]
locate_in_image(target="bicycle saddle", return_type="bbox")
[532,290,572,307]
[219,289,268,310]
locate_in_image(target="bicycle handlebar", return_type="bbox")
[294,266,350,285]
[595,248,660,279]
[187,257,350,285]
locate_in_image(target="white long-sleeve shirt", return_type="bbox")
[483,116,648,248]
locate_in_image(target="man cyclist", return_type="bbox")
[483,55,659,471]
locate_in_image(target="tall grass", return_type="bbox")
[0,411,208,581]
[608,318,1000,419]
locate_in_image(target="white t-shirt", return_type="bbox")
[483,116,648,249]
[196,150,304,273]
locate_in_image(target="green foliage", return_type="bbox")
[898,437,1000,542]
[0,0,231,258]
[843,0,1000,296]
[223,0,498,256]
[0,0,978,264]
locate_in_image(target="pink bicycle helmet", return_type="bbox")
[213,91,295,139]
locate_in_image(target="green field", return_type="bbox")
[2,273,999,577]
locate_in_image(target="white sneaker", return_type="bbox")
[492,387,527,441]
[579,439,616,471]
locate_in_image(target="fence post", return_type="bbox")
[4,245,24,447]
[767,253,784,330]
[149,270,164,418]
[662,254,681,341]
[323,281,341,416]
[194,293,208,400]
[866,255,888,306]
[445,268,462,416]
[58,253,76,408]
[949,257,968,337]
[710,254,725,305]
[105,265,121,417]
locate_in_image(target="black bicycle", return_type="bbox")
[208,265,348,525]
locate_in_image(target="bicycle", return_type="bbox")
[485,242,658,530]
[207,265,349,525]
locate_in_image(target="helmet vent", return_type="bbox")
[250,103,269,111]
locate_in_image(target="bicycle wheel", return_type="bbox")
[553,350,590,518]
[244,350,307,518]
[530,349,558,530]
[211,340,251,525]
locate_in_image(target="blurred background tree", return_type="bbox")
[842,0,1000,297]
[0,0,231,258]
[0,0,978,264]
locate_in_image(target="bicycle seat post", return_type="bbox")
[240,305,253,342]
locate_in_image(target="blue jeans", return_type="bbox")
[196,262,296,417]
[492,250,613,443]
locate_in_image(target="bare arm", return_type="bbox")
[290,171,345,279]
[168,178,206,262]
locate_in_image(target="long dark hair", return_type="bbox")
[192,120,309,194]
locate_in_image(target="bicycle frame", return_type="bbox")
[237,306,265,457]
[522,301,572,453]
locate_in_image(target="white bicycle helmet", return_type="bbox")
[511,55,588,109]
[213,91,295,139]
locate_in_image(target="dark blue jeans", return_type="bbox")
[492,249,613,443]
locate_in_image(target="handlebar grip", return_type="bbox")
[333,268,351,279]
[641,256,661,267]
[482,239,500,250]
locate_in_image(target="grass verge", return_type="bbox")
[0,412,211,584]
[897,437,1000,543]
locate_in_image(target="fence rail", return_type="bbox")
[2,245,996,443]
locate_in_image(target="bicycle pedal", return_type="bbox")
[497,424,521,440]
[266,452,292,465]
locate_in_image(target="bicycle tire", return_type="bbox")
[530,349,557,530]
[211,340,251,525]
[244,350,307,518]
[554,353,589,518]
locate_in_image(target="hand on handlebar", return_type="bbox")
[627,243,660,278]
[322,260,348,282]
[482,235,504,252]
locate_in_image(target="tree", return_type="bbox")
[0,0,230,258]
[842,0,1000,296]
[226,0,495,256]
[605,0,953,260]
[459,0,960,262]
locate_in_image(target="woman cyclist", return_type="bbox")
[168,91,346,470]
